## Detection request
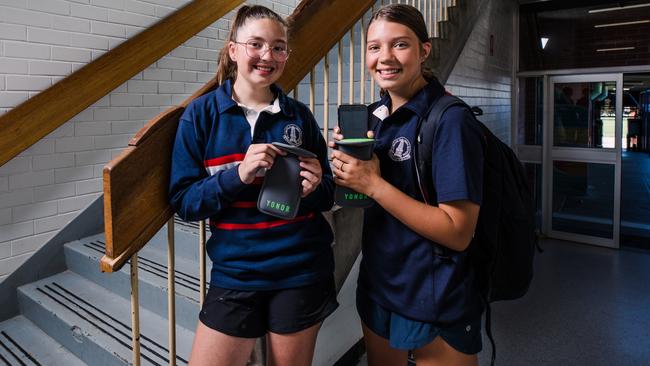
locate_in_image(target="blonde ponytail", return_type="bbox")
[216,46,237,85]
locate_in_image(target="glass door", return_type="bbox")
[544,74,622,248]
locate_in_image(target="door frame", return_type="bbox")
[542,73,622,248]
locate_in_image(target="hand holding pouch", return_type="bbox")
[257,142,317,219]
[334,138,375,207]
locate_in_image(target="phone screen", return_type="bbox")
[338,104,368,139]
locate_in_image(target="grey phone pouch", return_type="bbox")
[257,142,317,219]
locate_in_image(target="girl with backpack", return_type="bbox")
[169,6,337,366]
[329,4,485,366]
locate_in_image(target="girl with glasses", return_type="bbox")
[169,5,337,366]
[330,4,485,366]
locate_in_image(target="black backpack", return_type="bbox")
[415,94,538,364]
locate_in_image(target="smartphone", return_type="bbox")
[338,104,369,139]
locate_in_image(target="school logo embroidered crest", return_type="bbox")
[283,124,303,146]
[389,137,411,162]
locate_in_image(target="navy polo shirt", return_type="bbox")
[358,79,485,324]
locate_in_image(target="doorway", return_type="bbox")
[544,74,622,248]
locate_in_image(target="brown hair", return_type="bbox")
[215,5,289,85]
[366,4,436,82]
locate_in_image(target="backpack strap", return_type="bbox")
[483,297,497,366]
[416,95,499,366]
[415,95,471,258]
[415,94,471,205]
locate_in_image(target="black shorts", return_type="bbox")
[199,277,339,338]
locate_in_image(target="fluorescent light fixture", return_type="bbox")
[589,3,650,13]
[594,20,650,28]
[540,37,549,49]
[596,47,635,52]
[624,87,630,91]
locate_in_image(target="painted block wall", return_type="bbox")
[445,0,518,144]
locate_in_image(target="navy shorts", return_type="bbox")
[356,290,482,354]
[199,277,338,338]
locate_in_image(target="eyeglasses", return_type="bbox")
[234,40,290,62]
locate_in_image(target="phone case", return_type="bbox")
[335,106,373,207]
[257,143,317,219]
[333,138,375,208]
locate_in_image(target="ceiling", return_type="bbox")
[517,1,650,93]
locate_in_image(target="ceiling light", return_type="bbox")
[594,20,650,28]
[540,37,549,49]
[589,3,650,13]
[596,47,635,52]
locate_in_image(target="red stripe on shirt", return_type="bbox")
[212,212,315,230]
[231,201,257,208]
[204,153,246,167]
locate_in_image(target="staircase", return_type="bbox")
[0,203,364,366]
[2,221,201,365]
[429,0,490,84]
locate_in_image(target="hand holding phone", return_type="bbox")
[334,104,374,208]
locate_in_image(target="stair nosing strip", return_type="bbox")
[0,336,26,366]
[1,331,41,366]
[47,282,189,365]
[0,350,13,366]
[82,242,202,293]
[34,285,164,366]
[136,262,200,293]
[87,240,202,282]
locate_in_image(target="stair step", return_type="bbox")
[65,233,205,330]
[87,218,207,264]
[171,217,208,263]
[0,315,86,366]
[18,271,193,366]
[137,219,207,263]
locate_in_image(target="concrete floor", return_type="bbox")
[355,238,650,365]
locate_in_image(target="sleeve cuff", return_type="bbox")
[217,166,246,201]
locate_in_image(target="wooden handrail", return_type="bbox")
[0,0,244,167]
[101,0,376,272]
[101,107,183,272]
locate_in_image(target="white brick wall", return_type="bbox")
[445,0,517,144]
[0,0,301,282]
